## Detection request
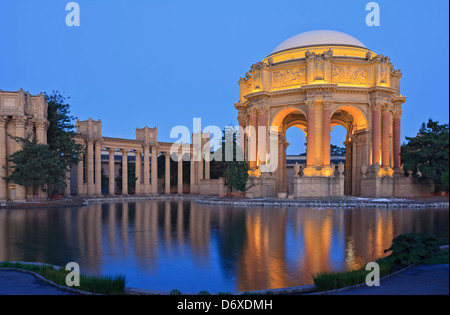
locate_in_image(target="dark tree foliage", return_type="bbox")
[3,135,66,194]
[45,91,83,170]
[401,119,449,192]
[210,127,249,192]
[116,162,138,194]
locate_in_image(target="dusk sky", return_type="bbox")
[1,0,448,154]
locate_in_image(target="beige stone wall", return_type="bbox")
[0,90,49,202]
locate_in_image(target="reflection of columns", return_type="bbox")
[371,103,382,166]
[87,139,95,196]
[77,153,84,196]
[248,109,258,169]
[95,141,102,196]
[306,101,315,167]
[393,111,402,170]
[121,149,128,196]
[0,117,8,201]
[164,152,170,194]
[322,102,331,167]
[108,148,116,196]
[14,117,27,201]
[143,145,150,195]
[178,154,183,194]
[135,150,142,195]
[151,146,158,194]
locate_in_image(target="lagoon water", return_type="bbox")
[0,201,448,293]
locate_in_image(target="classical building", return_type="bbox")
[235,30,430,198]
[71,118,211,197]
[0,89,211,201]
[0,89,49,202]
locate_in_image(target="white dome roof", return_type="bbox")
[271,30,367,54]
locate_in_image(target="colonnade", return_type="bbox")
[72,136,210,197]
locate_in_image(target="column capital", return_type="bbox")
[392,110,403,120]
[107,147,116,153]
[247,106,259,116]
[322,100,332,109]
[305,100,315,109]
[0,116,8,127]
[370,100,384,111]
[33,119,50,130]
[13,116,28,127]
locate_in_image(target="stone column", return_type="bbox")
[77,152,85,196]
[371,102,382,166]
[108,148,116,196]
[86,139,95,196]
[143,145,150,195]
[164,152,171,194]
[14,117,27,201]
[0,116,8,201]
[344,140,352,196]
[178,153,183,194]
[121,149,128,196]
[135,150,142,195]
[381,107,391,168]
[64,169,71,196]
[190,148,196,194]
[95,141,102,196]
[151,146,158,195]
[393,111,402,170]
[248,108,258,169]
[204,136,211,180]
[237,115,246,156]
[304,101,316,177]
[322,101,332,167]
[258,108,268,166]
[35,120,49,144]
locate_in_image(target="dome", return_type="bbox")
[271,30,367,55]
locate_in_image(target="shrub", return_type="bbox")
[384,233,440,266]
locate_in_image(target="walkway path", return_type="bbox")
[0,270,76,295]
[0,264,448,295]
[330,264,449,295]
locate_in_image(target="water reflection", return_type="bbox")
[0,202,448,292]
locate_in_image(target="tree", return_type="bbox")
[116,163,138,194]
[401,119,449,192]
[210,126,249,192]
[330,144,346,156]
[3,135,66,195]
[45,91,83,182]
[224,160,250,192]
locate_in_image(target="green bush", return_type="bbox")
[384,233,440,266]
[312,257,394,292]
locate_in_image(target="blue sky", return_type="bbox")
[1,0,448,154]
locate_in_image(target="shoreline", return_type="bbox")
[1,194,449,209]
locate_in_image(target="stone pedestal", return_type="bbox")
[293,175,344,198]
[360,164,393,198]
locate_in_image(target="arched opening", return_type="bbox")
[285,126,307,194]
[330,105,369,196]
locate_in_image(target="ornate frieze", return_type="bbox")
[332,66,368,84]
[272,67,306,88]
